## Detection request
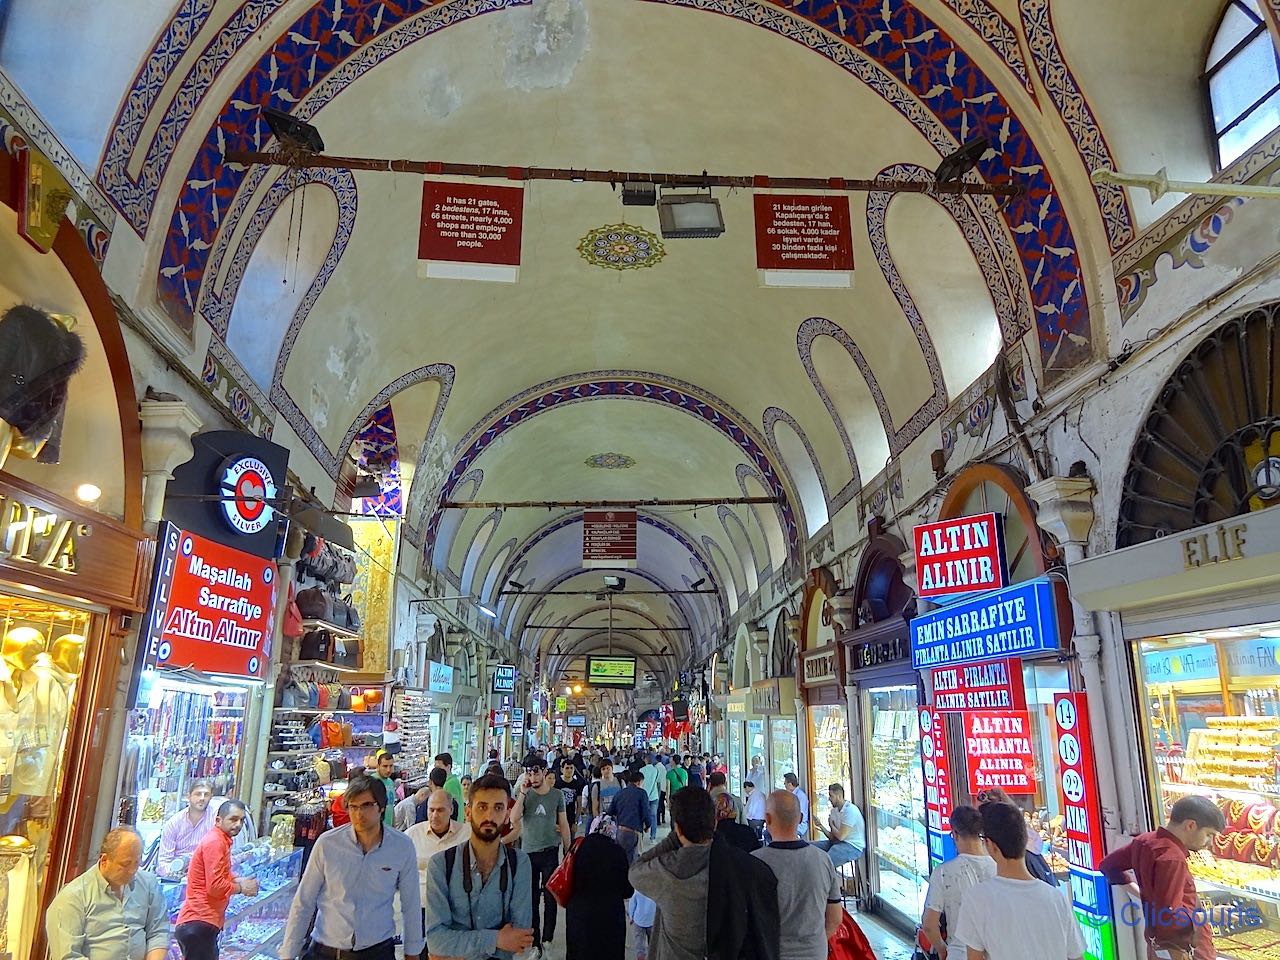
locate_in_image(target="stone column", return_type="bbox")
[1026,476,1136,839]
[138,400,202,532]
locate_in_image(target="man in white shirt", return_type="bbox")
[782,773,809,839]
[744,781,767,840]
[813,783,865,868]
[920,805,995,960]
[951,802,1085,960]
[406,789,470,908]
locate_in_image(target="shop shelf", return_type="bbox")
[273,706,383,715]
[1164,780,1280,803]
[873,807,922,829]
[1196,875,1280,906]
[300,618,362,638]
[875,848,926,878]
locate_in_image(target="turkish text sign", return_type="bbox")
[583,510,637,568]
[963,710,1036,794]
[914,512,1008,599]
[753,194,854,271]
[933,657,1026,712]
[910,577,1061,669]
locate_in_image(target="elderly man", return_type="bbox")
[46,827,168,960]
[407,787,470,909]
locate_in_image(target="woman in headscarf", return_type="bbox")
[565,815,633,960]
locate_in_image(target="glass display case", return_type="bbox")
[746,719,767,788]
[807,704,851,829]
[864,683,928,925]
[769,718,798,803]
[728,720,744,796]
[161,845,303,960]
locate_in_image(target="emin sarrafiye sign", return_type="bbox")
[910,577,1062,670]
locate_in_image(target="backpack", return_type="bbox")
[1025,849,1058,886]
[443,843,520,926]
[580,780,600,815]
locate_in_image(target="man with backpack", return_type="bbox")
[424,773,534,959]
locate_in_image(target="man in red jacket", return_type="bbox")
[1100,795,1226,960]
[175,800,259,960]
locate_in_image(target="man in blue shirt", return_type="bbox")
[280,774,423,960]
[608,770,654,864]
[424,773,534,960]
[639,754,663,840]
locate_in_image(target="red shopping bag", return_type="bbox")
[828,909,875,960]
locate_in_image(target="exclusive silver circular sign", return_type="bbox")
[219,455,277,535]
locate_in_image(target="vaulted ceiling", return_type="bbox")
[0,0,1240,687]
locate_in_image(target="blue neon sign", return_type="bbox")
[911,577,1061,670]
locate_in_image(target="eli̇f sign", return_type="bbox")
[913,512,1008,599]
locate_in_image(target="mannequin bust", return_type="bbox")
[1,629,44,678]
[48,634,84,677]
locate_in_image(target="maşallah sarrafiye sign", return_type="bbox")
[583,510,637,568]
[963,710,1036,794]
[142,522,277,679]
[913,512,1008,598]
[419,181,523,278]
[753,194,854,272]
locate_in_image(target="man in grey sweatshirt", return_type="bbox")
[629,786,715,960]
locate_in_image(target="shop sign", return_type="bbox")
[1141,642,1219,683]
[492,711,508,726]
[919,707,955,867]
[752,678,781,716]
[492,663,516,693]
[1225,637,1280,677]
[512,707,525,737]
[752,194,855,272]
[932,657,1026,712]
[800,642,844,688]
[726,698,747,715]
[218,456,277,535]
[913,513,1008,599]
[1053,693,1117,960]
[142,522,277,679]
[14,144,72,253]
[555,695,568,713]
[847,635,910,671]
[582,510,637,568]
[0,474,149,609]
[428,660,454,694]
[910,577,1061,670]
[418,181,523,278]
[568,714,587,727]
[962,711,1036,794]
[1181,521,1248,569]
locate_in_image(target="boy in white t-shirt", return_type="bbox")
[921,805,996,959]
[951,802,1085,960]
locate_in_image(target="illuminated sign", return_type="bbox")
[919,707,954,869]
[586,655,637,689]
[555,695,568,713]
[932,658,1026,712]
[910,577,1062,670]
[492,663,516,693]
[913,512,1008,599]
[568,714,587,727]
[962,710,1036,795]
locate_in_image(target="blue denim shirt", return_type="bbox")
[424,841,532,960]
[608,785,653,832]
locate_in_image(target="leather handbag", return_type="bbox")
[333,636,363,669]
[299,629,333,662]
[283,584,305,640]
[295,587,332,621]
[546,837,583,907]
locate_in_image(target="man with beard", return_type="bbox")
[281,774,423,960]
[174,801,258,960]
[425,773,534,959]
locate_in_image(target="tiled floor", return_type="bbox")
[853,911,917,959]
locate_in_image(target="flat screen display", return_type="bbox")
[567,714,587,727]
[586,655,637,689]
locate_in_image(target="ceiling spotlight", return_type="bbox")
[478,604,497,619]
[349,474,381,499]
[573,684,582,694]
[935,136,990,183]
[689,577,706,590]
[621,182,657,206]
[260,106,325,153]
[603,575,626,592]
[75,483,102,504]
[508,580,527,591]
[657,193,724,239]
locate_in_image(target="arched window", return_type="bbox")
[1207,0,1280,167]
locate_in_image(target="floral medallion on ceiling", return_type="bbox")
[586,452,637,469]
[578,225,665,270]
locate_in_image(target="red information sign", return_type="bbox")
[933,657,1026,712]
[919,707,953,834]
[753,194,854,271]
[583,510,637,567]
[143,523,278,678]
[913,512,1008,598]
[1054,693,1106,870]
[963,710,1036,794]
[419,181,523,265]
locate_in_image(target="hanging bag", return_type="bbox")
[546,836,584,907]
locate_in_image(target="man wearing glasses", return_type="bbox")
[280,774,424,960]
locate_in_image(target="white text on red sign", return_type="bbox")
[913,512,1008,598]
[933,657,1026,712]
